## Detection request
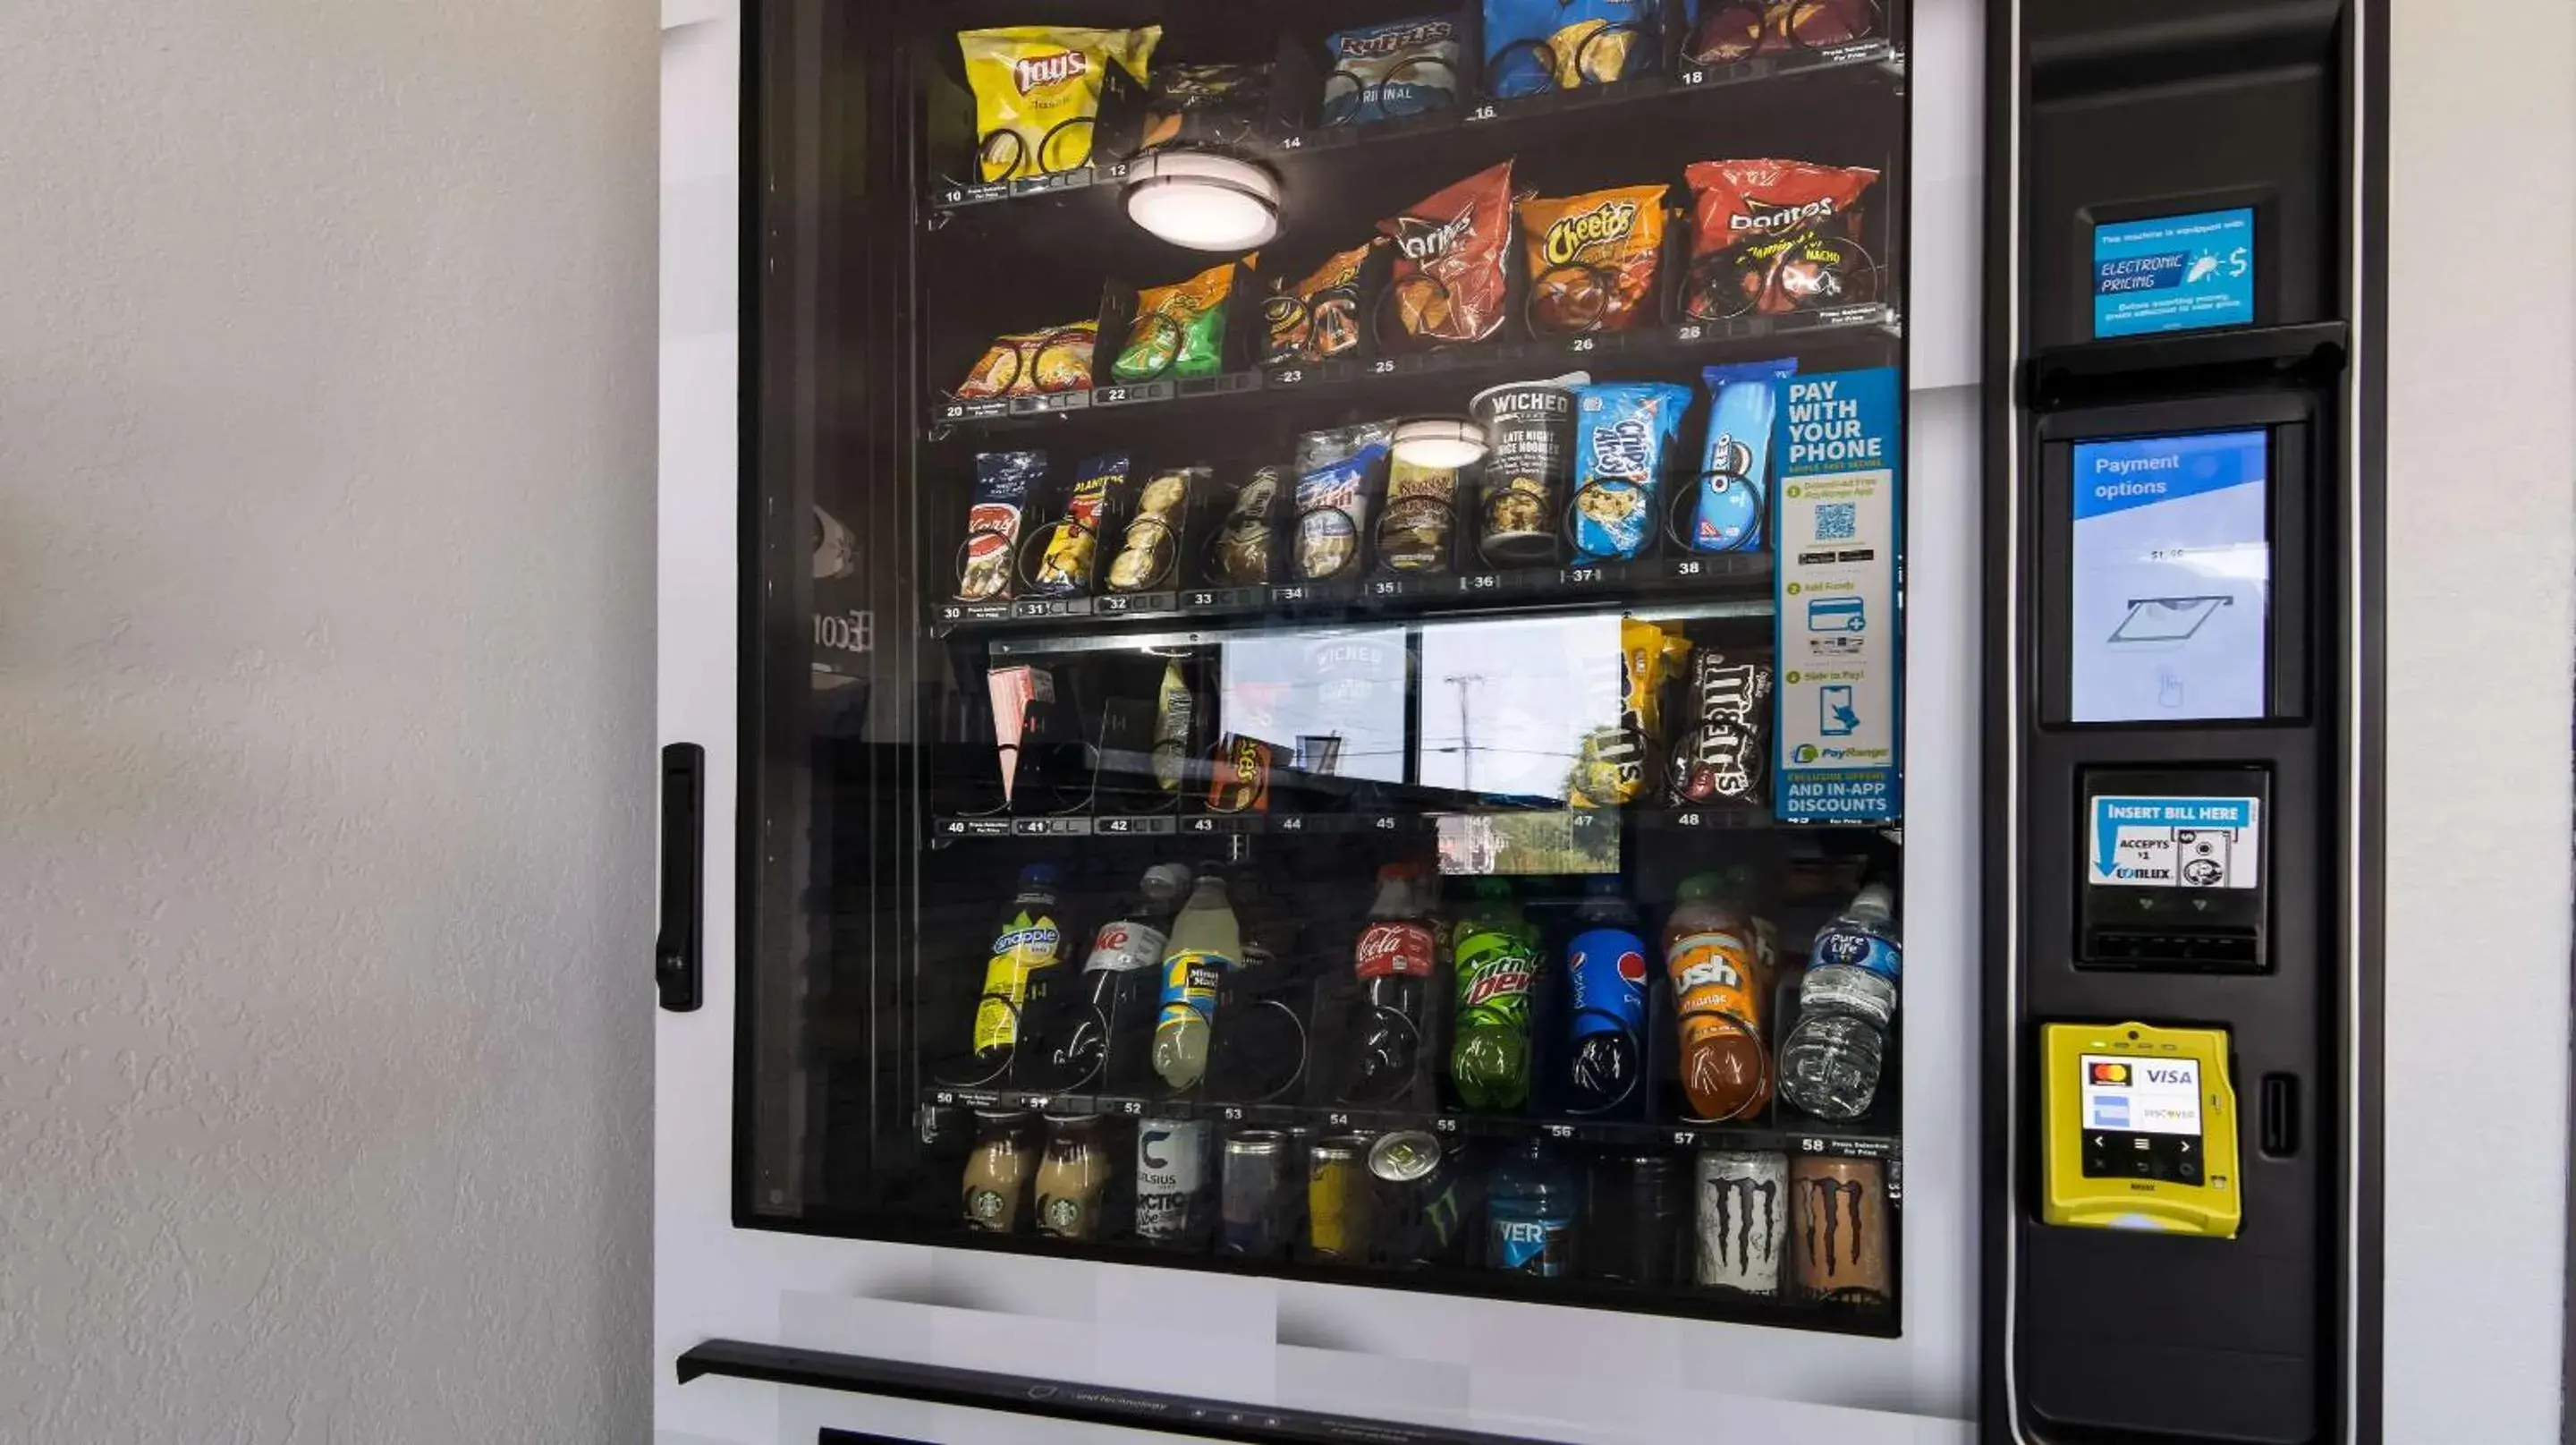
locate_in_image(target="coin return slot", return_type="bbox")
[2259,1074,2299,1159]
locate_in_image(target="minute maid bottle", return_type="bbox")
[1152,873,1241,1091]
[973,865,1064,1066]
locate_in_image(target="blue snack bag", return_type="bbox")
[1321,17,1463,126]
[1691,360,1796,552]
[1570,381,1691,560]
[1483,0,1661,98]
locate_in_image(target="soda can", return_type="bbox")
[1306,1135,1376,1262]
[1585,1151,1682,1285]
[1693,1149,1788,1296]
[1134,1118,1211,1244]
[1792,1155,1890,1305]
[1218,1130,1294,1258]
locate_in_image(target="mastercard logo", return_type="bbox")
[2090,1062,2131,1085]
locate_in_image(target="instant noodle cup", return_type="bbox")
[1484,0,1661,97]
[1682,157,1879,318]
[1470,374,1584,565]
[1264,241,1377,365]
[956,321,1097,399]
[959,25,1160,183]
[1519,183,1668,336]
[1568,616,1690,809]
[1114,258,1247,383]
[1379,160,1515,350]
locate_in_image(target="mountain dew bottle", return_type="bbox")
[1449,879,1541,1112]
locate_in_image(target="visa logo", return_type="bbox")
[2142,1067,2192,1085]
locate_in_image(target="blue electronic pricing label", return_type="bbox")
[1774,366,1901,824]
[2068,429,2270,723]
[2093,208,2254,337]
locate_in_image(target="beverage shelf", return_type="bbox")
[928,305,1899,438]
[937,551,1774,642]
[926,40,1901,216]
[921,1085,1902,1173]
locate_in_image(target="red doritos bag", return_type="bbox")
[1682,157,1879,318]
[1378,159,1515,350]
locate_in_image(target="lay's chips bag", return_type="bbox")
[959,26,1160,183]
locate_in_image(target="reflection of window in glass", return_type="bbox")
[1415,616,1621,803]
[1217,626,1410,786]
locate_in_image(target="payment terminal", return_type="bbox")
[2041,1022,2241,1238]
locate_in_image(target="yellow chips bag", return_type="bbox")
[1568,616,1692,809]
[959,26,1161,183]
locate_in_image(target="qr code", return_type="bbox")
[1814,502,1858,540]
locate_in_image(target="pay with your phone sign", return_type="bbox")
[1775,368,1901,824]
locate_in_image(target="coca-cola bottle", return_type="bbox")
[1053,863,1192,1079]
[1349,863,1437,1102]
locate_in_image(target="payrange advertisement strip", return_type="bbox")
[1775,367,1902,823]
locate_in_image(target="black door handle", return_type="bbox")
[657,742,706,1011]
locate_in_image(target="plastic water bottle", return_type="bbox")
[1776,883,1901,1121]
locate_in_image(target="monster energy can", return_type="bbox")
[1368,1130,1468,1267]
[1693,1149,1788,1296]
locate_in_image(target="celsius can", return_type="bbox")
[1134,1118,1210,1243]
[1306,1135,1376,1262]
[1792,1155,1890,1305]
[1470,378,1577,565]
[1219,1130,1293,1258]
[1584,1151,1682,1285]
[1693,1149,1788,1295]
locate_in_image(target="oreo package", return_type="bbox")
[1666,647,1774,807]
[1692,360,1794,552]
[1569,381,1691,560]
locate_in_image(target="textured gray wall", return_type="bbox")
[2383,1,2575,1441]
[0,3,657,1441]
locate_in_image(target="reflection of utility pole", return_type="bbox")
[1443,673,1485,794]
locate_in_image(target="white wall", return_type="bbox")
[2382,0,2576,1439]
[0,4,658,1441]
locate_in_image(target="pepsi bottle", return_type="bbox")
[1563,876,1650,1111]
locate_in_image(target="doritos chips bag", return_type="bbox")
[959,26,1160,182]
[1682,157,1879,318]
[1379,160,1515,350]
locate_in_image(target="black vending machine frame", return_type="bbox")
[1982,0,2385,1441]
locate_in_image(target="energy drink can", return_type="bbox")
[1306,1135,1375,1262]
[1134,1118,1210,1243]
[1219,1130,1294,1258]
[1585,1151,1683,1285]
[1694,1149,1788,1295]
[1792,1155,1890,1305]
[1368,1130,1467,1266]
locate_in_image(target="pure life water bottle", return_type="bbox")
[1777,883,1901,1122]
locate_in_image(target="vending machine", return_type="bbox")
[653,0,2385,1441]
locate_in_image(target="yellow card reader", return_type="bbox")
[2041,1021,2241,1238]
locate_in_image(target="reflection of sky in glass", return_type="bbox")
[1217,626,1410,785]
[1415,616,1621,801]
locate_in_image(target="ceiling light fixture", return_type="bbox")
[1390,417,1490,470]
[1122,150,1282,251]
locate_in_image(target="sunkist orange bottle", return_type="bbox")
[1664,871,1770,1121]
